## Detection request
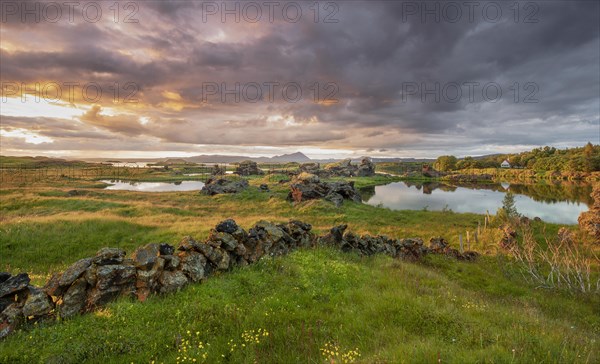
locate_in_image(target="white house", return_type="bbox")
[501,160,511,168]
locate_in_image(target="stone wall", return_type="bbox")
[0,219,477,339]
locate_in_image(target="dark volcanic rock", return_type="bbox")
[235,160,263,176]
[60,277,88,318]
[159,271,188,294]
[215,219,239,234]
[95,265,136,291]
[0,273,30,298]
[59,258,92,287]
[132,244,160,270]
[356,157,376,177]
[178,251,207,283]
[93,248,126,266]
[201,177,249,195]
[22,287,54,318]
[287,173,361,206]
[0,273,10,284]
[159,243,175,256]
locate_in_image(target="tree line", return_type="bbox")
[433,143,600,172]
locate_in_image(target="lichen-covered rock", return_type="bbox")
[178,251,207,283]
[95,265,136,291]
[201,177,249,195]
[58,258,92,287]
[287,174,361,206]
[159,271,188,294]
[162,255,180,271]
[357,157,375,177]
[22,287,54,318]
[60,277,88,318]
[132,244,160,270]
[215,219,239,234]
[135,257,165,301]
[0,273,30,298]
[235,160,263,176]
[93,248,126,266]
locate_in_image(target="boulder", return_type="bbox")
[324,159,356,177]
[96,265,135,290]
[235,160,263,176]
[0,273,30,298]
[159,271,188,294]
[44,273,66,297]
[215,219,239,234]
[22,287,54,318]
[287,174,361,206]
[59,277,88,318]
[178,251,207,283]
[135,257,165,301]
[201,177,249,195]
[93,248,126,266]
[357,157,375,177]
[132,244,160,270]
[58,258,92,287]
[259,184,270,192]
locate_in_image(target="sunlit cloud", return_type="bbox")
[0,128,54,145]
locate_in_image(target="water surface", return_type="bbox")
[101,180,205,192]
[362,181,591,224]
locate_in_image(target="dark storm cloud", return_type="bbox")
[1,0,598,156]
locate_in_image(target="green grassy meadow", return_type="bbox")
[0,168,598,363]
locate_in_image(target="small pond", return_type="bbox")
[101,180,205,192]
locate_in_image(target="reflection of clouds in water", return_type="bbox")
[101,180,205,192]
[365,183,589,225]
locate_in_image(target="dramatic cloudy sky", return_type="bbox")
[1,0,598,159]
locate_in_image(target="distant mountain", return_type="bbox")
[185,152,311,164]
[255,152,311,163]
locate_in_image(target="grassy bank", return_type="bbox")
[0,248,598,363]
[0,174,598,363]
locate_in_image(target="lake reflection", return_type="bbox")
[361,181,592,224]
[101,180,205,192]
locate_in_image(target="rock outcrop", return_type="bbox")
[235,160,263,176]
[201,177,249,195]
[287,173,361,207]
[578,184,600,242]
[1,219,476,339]
[356,158,376,177]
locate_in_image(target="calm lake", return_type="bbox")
[101,180,205,192]
[361,181,593,224]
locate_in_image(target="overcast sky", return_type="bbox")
[1,0,598,159]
